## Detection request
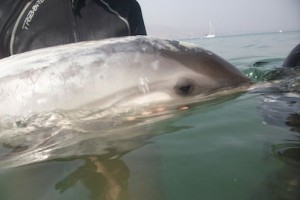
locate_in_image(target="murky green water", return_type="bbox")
[1,32,300,200]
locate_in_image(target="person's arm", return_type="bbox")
[128,1,147,35]
[104,0,147,36]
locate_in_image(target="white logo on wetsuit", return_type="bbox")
[22,0,45,30]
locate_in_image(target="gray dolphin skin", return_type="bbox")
[0,36,250,117]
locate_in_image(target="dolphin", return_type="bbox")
[0,36,254,168]
[0,36,250,117]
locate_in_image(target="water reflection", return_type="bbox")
[260,94,300,166]
[55,155,130,200]
[0,149,159,200]
[286,113,300,133]
[256,165,300,200]
[274,112,300,168]
[51,113,196,200]
[259,93,300,200]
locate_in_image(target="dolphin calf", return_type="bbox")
[0,36,250,117]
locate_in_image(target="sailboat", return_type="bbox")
[205,21,215,38]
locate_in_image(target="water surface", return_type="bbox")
[1,32,300,200]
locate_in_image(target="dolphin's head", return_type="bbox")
[164,40,250,94]
[87,38,251,108]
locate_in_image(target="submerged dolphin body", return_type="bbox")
[0,36,250,117]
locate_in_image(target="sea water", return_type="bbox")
[0,31,300,200]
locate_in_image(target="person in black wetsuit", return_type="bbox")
[0,0,147,59]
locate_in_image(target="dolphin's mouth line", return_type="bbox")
[85,89,172,111]
[83,81,250,114]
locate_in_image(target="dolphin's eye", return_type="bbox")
[174,78,195,96]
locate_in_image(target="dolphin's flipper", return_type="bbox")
[283,43,300,68]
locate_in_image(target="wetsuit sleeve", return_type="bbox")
[128,2,147,35]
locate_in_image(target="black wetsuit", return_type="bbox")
[0,0,146,59]
[283,43,300,68]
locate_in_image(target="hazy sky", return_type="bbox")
[138,0,300,38]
